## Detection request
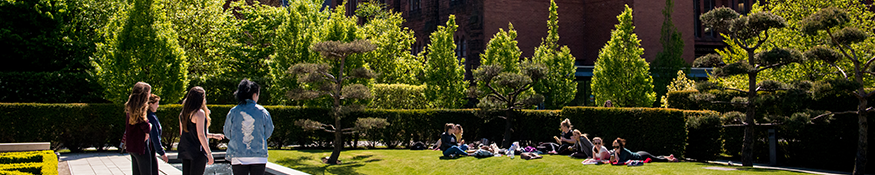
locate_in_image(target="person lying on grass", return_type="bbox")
[610,138,678,163]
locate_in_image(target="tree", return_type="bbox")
[591,5,656,107]
[92,0,188,103]
[162,0,233,80]
[220,1,284,79]
[424,15,468,109]
[694,7,804,166]
[801,7,874,174]
[660,70,695,108]
[270,0,327,105]
[289,40,387,164]
[532,0,577,109]
[651,0,688,107]
[471,24,547,148]
[356,2,423,85]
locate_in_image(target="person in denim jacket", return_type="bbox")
[224,79,274,175]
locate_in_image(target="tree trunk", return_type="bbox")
[502,109,514,148]
[854,94,869,174]
[742,51,757,167]
[327,56,347,165]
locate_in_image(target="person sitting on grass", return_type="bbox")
[433,123,469,158]
[610,138,677,163]
[454,124,469,151]
[549,118,576,155]
[569,129,594,159]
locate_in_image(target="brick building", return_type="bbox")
[322,0,757,105]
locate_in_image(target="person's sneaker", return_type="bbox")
[449,154,456,159]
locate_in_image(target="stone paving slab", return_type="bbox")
[61,153,181,175]
[60,152,307,175]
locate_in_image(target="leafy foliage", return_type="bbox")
[591,5,656,107]
[268,0,327,105]
[288,38,378,164]
[423,15,468,109]
[92,0,188,103]
[162,0,232,80]
[356,2,423,85]
[471,23,547,147]
[532,0,577,109]
[661,71,696,108]
[651,0,689,108]
[370,84,428,109]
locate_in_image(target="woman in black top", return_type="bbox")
[550,119,576,154]
[177,87,224,175]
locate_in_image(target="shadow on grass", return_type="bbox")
[275,154,382,175]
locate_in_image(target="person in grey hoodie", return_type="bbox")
[224,79,274,175]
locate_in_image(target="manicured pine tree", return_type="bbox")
[801,7,874,175]
[289,40,388,165]
[471,23,548,148]
[694,7,804,166]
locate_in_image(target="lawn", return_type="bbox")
[268,149,805,175]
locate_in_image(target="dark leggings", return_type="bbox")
[232,164,267,175]
[149,142,159,175]
[636,151,670,162]
[130,144,153,175]
[182,153,207,175]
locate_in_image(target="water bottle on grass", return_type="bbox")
[508,142,519,159]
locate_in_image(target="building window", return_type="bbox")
[410,0,420,11]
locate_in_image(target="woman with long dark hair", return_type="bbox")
[224,79,274,175]
[178,86,225,175]
[125,82,153,175]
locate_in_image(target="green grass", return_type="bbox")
[268,149,805,175]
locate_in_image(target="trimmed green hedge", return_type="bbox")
[0,150,57,175]
[0,72,105,103]
[1,103,715,159]
[667,89,875,172]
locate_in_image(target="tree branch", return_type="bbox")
[830,62,850,79]
[485,83,508,102]
[864,55,875,72]
[319,72,337,82]
[758,63,789,72]
[812,110,859,121]
[723,88,749,93]
[751,30,769,50]
[867,89,875,99]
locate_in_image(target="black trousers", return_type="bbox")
[130,143,153,175]
[149,142,159,175]
[637,151,670,162]
[182,153,207,175]
[232,164,266,175]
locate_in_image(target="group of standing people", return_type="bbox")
[123,79,275,175]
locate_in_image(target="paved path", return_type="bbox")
[60,152,308,175]
[708,160,852,175]
[62,153,181,175]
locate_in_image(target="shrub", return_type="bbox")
[369,84,428,109]
[2,103,714,159]
[0,72,105,103]
[0,150,57,175]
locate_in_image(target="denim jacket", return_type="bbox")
[223,99,274,159]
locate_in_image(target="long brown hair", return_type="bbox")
[179,86,210,132]
[125,82,151,125]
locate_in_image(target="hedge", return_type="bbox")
[369,84,428,109]
[0,103,716,159]
[0,72,105,103]
[0,150,57,175]
[667,89,875,172]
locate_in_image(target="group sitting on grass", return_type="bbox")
[432,118,678,165]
